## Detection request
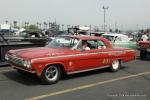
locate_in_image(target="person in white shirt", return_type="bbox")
[82,40,90,50]
[141,33,149,41]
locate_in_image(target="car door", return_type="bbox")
[72,39,111,71]
[114,36,131,48]
[114,36,126,47]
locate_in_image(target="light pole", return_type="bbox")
[102,6,109,32]
[62,24,64,31]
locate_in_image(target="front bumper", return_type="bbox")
[12,65,36,74]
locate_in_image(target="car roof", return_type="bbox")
[102,33,128,37]
[91,32,106,34]
[61,35,102,40]
[59,35,113,48]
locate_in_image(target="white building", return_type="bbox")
[0,24,11,30]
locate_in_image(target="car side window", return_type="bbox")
[114,36,118,42]
[86,40,100,49]
[76,40,97,50]
[86,40,107,50]
[97,40,107,49]
[116,36,122,42]
[76,40,83,50]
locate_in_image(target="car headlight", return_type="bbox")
[23,60,31,69]
[5,54,9,60]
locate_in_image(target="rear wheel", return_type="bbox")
[110,60,120,72]
[41,65,61,84]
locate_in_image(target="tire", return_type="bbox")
[140,50,147,59]
[110,60,120,72]
[41,65,61,85]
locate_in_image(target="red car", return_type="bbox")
[5,35,136,84]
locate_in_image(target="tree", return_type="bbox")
[48,22,52,29]
[24,22,29,27]
[39,23,41,29]
[5,20,8,24]
[62,24,64,31]
[26,24,40,32]
[146,29,150,33]
[109,29,113,32]
[43,22,47,29]
[115,29,119,33]
[36,22,39,28]
[13,21,17,28]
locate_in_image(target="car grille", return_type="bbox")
[7,54,24,67]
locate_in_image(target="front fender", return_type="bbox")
[32,62,66,77]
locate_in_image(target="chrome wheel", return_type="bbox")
[45,66,58,81]
[110,60,120,72]
[41,65,61,84]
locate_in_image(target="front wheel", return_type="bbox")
[41,65,62,84]
[110,60,120,72]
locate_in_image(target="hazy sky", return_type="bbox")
[0,0,150,30]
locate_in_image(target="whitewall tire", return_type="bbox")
[110,60,120,72]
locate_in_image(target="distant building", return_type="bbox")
[0,24,11,30]
[0,24,19,36]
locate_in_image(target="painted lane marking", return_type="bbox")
[26,71,150,100]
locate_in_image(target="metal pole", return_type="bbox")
[102,6,109,32]
[104,8,106,32]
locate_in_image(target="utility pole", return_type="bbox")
[115,21,117,30]
[102,6,109,32]
[62,24,64,31]
[89,25,91,33]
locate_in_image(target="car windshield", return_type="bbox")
[46,36,79,49]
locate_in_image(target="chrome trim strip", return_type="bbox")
[125,50,135,52]
[12,66,36,73]
[31,50,134,62]
[31,52,103,62]
[67,65,109,74]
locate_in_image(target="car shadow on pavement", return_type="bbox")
[61,66,128,81]
[136,56,150,61]
[2,71,41,86]
[2,66,129,85]
[61,68,109,80]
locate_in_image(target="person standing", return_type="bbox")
[141,32,149,41]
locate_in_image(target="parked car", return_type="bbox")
[102,33,138,49]
[0,30,50,65]
[138,41,150,59]
[5,35,136,84]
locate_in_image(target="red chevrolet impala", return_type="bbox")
[5,35,136,84]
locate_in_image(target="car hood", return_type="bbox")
[8,47,72,59]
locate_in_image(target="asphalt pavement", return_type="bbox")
[0,57,150,100]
